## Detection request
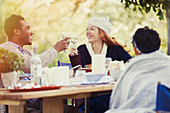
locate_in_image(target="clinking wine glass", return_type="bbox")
[69,34,81,69]
[70,34,78,47]
[61,32,71,53]
[70,34,78,56]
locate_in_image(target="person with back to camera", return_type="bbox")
[69,16,132,113]
[105,26,170,113]
[0,14,81,113]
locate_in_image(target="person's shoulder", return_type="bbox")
[108,45,124,50]
[0,42,22,54]
[77,44,86,50]
[0,42,9,46]
[0,42,14,49]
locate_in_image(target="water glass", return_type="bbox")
[75,70,86,82]
[105,58,112,75]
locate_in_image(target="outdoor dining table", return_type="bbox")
[0,83,114,113]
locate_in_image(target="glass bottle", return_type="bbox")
[30,44,42,85]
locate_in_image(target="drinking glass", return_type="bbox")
[70,34,78,47]
[105,58,112,75]
[69,34,80,68]
[61,32,71,53]
[70,34,78,56]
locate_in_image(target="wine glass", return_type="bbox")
[61,32,71,53]
[70,34,79,56]
[70,34,78,47]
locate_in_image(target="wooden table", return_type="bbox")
[0,83,114,113]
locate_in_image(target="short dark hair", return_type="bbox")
[132,26,161,53]
[4,14,25,39]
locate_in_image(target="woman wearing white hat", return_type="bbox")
[70,17,131,67]
[69,17,132,113]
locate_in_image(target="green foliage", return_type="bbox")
[0,48,24,73]
[121,0,169,20]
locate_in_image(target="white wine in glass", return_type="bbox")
[70,34,78,47]
[61,32,71,53]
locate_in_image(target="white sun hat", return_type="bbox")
[88,17,112,35]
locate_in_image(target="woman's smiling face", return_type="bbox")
[86,25,102,43]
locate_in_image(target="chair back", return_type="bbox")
[57,61,72,69]
[155,82,170,113]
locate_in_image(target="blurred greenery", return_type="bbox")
[0,48,24,73]
[120,0,168,20]
[0,0,167,67]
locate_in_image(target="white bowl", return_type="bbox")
[111,70,122,81]
[85,73,106,83]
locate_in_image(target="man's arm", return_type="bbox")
[39,37,70,67]
[0,38,70,73]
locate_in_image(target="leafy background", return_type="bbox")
[0,0,167,67]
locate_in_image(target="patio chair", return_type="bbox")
[155,82,170,113]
